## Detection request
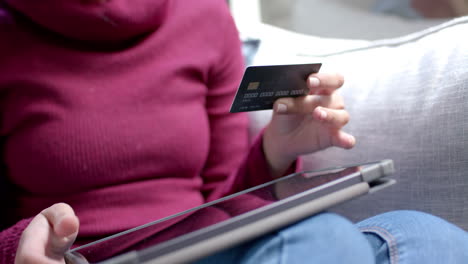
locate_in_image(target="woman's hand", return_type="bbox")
[15,203,80,264]
[263,73,355,177]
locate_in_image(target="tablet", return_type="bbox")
[66,159,395,264]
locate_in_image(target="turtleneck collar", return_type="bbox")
[4,0,169,43]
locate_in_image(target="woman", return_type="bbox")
[0,0,467,263]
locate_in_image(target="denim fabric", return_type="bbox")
[195,212,375,264]
[357,210,468,264]
[194,211,468,264]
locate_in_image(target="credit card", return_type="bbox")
[230,63,322,113]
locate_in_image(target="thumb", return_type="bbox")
[41,203,79,259]
[273,95,328,115]
[273,97,295,115]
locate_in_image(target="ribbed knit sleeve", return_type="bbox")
[0,218,32,264]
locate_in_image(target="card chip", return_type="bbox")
[247,82,260,90]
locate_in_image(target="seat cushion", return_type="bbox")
[247,17,468,230]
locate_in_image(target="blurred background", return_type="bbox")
[257,0,467,40]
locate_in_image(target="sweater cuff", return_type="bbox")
[1,218,33,264]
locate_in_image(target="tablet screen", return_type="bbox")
[69,161,384,263]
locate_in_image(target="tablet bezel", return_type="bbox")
[69,160,395,264]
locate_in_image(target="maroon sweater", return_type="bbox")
[0,0,294,262]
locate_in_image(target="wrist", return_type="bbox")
[262,127,296,178]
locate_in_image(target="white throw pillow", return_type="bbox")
[248,17,468,230]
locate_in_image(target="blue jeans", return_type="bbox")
[194,211,468,264]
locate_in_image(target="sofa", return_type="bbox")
[231,0,468,230]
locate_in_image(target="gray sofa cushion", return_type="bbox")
[248,17,468,230]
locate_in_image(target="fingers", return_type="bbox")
[15,203,79,264]
[308,72,344,95]
[41,203,78,237]
[307,72,354,149]
[313,107,349,127]
[313,107,354,148]
[274,93,344,114]
[274,72,345,115]
[331,130,356,149]
[41,203,79,259]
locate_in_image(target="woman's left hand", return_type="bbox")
[263,73,355,177]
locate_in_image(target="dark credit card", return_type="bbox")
[230,63,322,112]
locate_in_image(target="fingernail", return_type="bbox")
[318,108,327,120]
[276,103,287,113]
[308,77,320,87]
